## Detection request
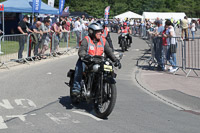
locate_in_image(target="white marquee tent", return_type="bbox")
[142,12,186,21]
[114,11,143,19]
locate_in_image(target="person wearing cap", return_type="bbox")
[17,15,33,59]
[118,22,132,48]
[71,22,121,96]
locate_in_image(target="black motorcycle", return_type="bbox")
[120,33,130,52]
[67,54,122,119]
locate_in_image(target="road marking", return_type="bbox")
[72,111,102,121]
[0,99,14,109]
[46,113,80,124]
[6,115,27,122]
[46,113,61,124]
[15,99,37,108]
[0,116,8,129]
[47,72,52,75]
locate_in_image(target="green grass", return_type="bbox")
[1,41,24,55]
[0,36,77,55]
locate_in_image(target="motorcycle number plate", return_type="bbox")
[104,65,113,72]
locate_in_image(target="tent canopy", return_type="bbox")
[142,12,186,21]
[114,11,143,19]
[1,0,59,14]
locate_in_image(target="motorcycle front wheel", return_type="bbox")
[121,40,125,52]
[94,83,117,119]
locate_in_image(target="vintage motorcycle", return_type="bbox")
[119,33,130,52]
[67,54,122,119]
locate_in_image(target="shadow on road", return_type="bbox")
[59,96,93,113]
[59,81,93,113]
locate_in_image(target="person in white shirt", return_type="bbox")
[80,21,88,40]
[191,20,196,40]
[164,20,178,73]
[74,17,81,48]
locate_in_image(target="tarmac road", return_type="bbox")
[0,33,199,133]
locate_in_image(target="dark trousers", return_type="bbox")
[18,35,27,59]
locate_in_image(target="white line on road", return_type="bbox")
[0,116,8,129]
[0,99,14,109]
[72,111,102,121]
[46,113,61,124]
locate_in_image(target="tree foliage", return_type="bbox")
[0,0,199,18]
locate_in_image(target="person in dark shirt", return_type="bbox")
[17,15,32,59]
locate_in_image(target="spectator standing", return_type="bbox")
[40,18,51,59]
[181,16,189,40]
[165,20,178,73]
[74,17,81,49]
[30,21,43,57]
[80,21,88,40]
[62,18,71,43]
[190,20,196,40]
[161,25,169,70]
[51,22,61,54]
[154,20,165,70]
[17,15,33,59]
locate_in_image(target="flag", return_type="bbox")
[0,4,4,11]
[48,0,55,7]
[64,6,69,13]
[59,0,66,15]
[32,0,42,13]
[104,6,110,20]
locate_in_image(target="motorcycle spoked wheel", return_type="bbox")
[93,83,117,119]
[121,40,125,52]
[124,41,128,51]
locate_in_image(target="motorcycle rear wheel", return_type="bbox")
[94,83,117,119]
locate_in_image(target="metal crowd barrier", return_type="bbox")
[0,34,28,68]
[141,29,200,77]
[0,30,78,69]
[184,37,200,77]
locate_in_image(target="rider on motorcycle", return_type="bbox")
[97,20,114,52]
[118,22,132,46]
[72,23,121,96]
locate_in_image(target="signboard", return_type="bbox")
[48,0,55,7]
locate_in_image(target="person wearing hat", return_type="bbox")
[17,15,33,60]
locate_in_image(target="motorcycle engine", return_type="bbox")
[93,64,100,72]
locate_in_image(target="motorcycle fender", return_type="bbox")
[105,77,116,84]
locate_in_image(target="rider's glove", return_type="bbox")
[83,55,91,61]
[114,59,122,69]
